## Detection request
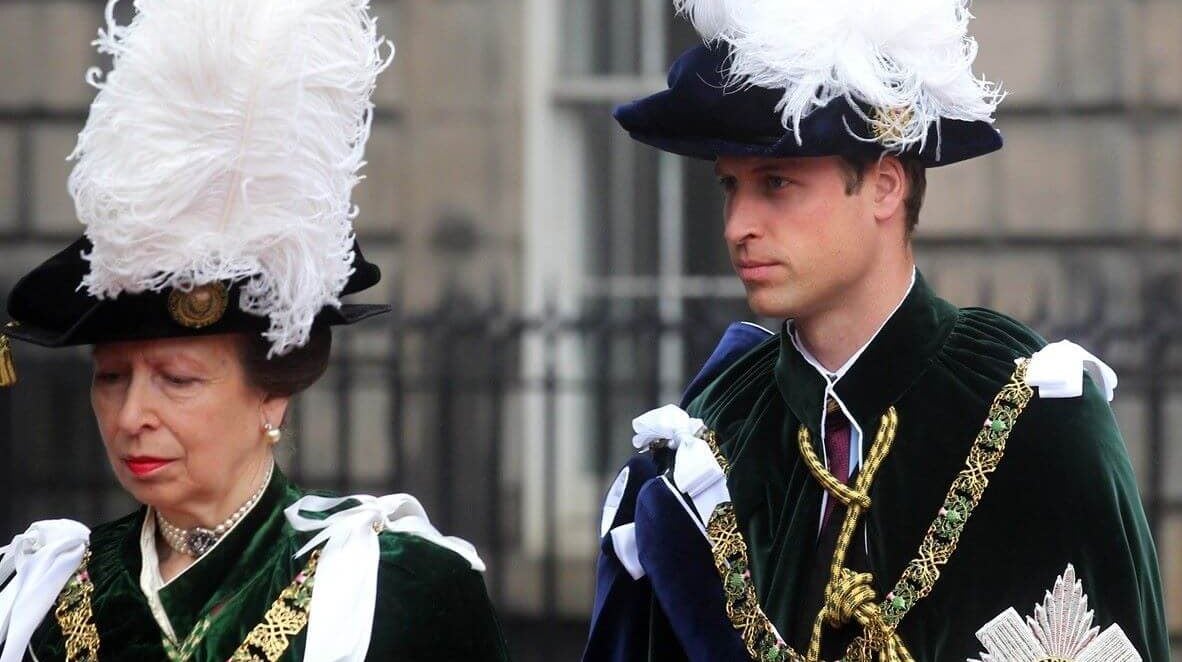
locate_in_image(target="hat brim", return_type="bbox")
[614,44,1003,167]
[4,237,390,349]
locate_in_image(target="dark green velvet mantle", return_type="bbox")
[684,274,1169,661]
[28,470,511,661]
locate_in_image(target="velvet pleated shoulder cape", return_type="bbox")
[583,273,1168,662]
[688,275,1167,660]
[26,469,511,661]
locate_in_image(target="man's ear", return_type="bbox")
[872,155,907,223]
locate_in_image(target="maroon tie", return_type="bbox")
[821,398,851,531]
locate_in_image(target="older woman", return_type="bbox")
[0,1,510,661]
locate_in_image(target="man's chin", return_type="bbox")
[745,289,799,320]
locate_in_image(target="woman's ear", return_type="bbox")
[872,155,907,224]
[260,394,291,429]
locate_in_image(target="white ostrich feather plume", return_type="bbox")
[69,0,394,356]
[674,0,1004,153]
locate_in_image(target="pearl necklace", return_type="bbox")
[156,462,274,558]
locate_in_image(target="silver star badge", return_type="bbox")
[970,564,1141,662]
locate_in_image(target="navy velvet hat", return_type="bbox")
[3,237,389,350]
[614,44,1003,167]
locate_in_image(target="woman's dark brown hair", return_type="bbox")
[239,325,332,398]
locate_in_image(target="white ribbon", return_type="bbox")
[1023,340,1118,402]
[0,519,90,662]
[608,524,645,580]
[632,404,705,450]
[601,467,631,538]
[631,405,730,534]
[673,437,730,526]
[285,494,485,662]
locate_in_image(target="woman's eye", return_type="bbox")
[163,374,198,387]
[94,372,124,384]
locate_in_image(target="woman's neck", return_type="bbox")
[156,537,195,583]
[155,456,274,531]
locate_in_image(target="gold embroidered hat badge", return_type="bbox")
[168,283,229,329]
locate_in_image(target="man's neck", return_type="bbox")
[794,262,916,374]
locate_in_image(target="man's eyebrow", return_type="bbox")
[750,163,790,174]
[715,162,792,176]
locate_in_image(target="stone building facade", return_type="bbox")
[1,0,1179,658]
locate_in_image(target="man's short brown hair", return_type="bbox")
[837,152,927,236]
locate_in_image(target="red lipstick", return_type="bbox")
[125,457,173,476]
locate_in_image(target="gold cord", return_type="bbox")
[800,407,914,662]
[700,360,1033,662]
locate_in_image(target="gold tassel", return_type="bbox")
[0,334,16,387]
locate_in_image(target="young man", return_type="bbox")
[583,2,1168,661]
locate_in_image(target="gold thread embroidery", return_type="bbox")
[53,551,100,662]
[163,618,212,661]
[707,500,806,662]
[874,360,1033,632]
[230,549,321,661]
[869,106,916,149]
[53,549,321,662]
[699,360,1035,662]
[167,283,229,329]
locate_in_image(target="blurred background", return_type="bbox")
[1,0,1180,659]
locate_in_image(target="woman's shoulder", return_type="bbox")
[282,490,487,588]
[87,509,143,548]
[377,529,481,580]
[281,490,507,658]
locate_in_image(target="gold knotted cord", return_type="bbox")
[800,407,911,662]
[701,359,1035,662]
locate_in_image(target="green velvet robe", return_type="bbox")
[27,469,511,661]
[685,274,1169,661]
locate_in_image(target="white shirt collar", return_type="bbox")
[137,470,273,643]
[139,513,179,642]
[789,268,917,384]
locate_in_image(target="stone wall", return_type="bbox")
[0,0,1178,654]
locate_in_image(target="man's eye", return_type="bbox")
[717,176,736,194]
[766,175,789,190]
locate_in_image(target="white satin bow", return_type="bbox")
[285,493,485,662]
[1024,340,1118,402]
[632,404,705,450]
[0,519,90,662]
[631,405,729,529]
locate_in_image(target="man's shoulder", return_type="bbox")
[948,304,1048,362]
[949,307,1124,468]
[683,322,779,418]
